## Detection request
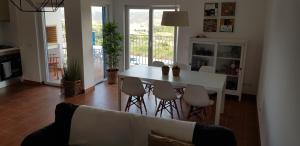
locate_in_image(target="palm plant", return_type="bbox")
[103,22,123,70]
[63,61,81,81]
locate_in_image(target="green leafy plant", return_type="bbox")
[63,61,81,81]
[103,22,123,70]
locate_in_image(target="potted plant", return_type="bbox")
[172,65,181,77]
[62,61,82,97]
[103,22,123,84]
[162,65,170,75]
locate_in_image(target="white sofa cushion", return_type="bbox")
[69,106,134,146]
[131,115,196,146]
[69,106,196,146]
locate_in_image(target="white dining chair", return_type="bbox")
[183,85,214,120]
[153,81,182,119]
[122,77,147,114]
[176,63,190,70]
[199,66,217,97]
[199,66,214,72]
[144,61,165,98]
[152,61,165,67]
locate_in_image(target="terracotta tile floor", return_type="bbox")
[0,82,260,146]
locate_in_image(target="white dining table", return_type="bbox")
[118,66,227,125]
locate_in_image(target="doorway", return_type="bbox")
[91,6,107,84]
[43,7,67,85]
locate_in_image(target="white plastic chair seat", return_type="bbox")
[175,63,190,70]
[122,77,146,96]
[152,61,165,67]
[199,66,214,72]
[153,81,178,100]
[183,84,214,107]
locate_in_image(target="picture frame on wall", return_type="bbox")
[221,2,236,16]
[204,3,219,17]
[203,19,218,32]
[220,19,235,32]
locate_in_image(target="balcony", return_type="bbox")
[129,34,174,65]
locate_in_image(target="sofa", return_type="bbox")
[21,103,236,146]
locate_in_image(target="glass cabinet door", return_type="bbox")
[191,43,215,71]
[216,44,242,91]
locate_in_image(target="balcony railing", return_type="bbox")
[129,34,174,65]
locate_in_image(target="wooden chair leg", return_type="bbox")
[160,100,165,117]
[137,97,143,114]
[179,98,184,115]
[170,101,174,119]
[187,106,194,119]
[155,101,162,116]
[141,96,147,114]
[125,96,132,112]
[173,100,180,119]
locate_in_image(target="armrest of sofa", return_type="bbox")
[192,124,237,146]
[21,123,66,146]
[21,102,79,146]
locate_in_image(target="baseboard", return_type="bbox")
[257,97,267,146]
[84,86,95,94]
[22,80,43,86]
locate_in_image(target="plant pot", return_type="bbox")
[172,68,180,77]
[162,66,170,75]
[62,80,82,97]
[107,69,119,84]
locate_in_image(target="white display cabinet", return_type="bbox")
[189,38,247,101]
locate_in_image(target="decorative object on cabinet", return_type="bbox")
[172,65,180,77]
[221,2,236,16]
[189,38,247,101]
[204,3,219,17]
[162,65,170,75]
[220,19,235,32]
[9,0,65,12]
[203,19,218,32]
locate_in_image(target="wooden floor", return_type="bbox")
[0,82,260,146]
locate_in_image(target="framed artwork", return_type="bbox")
[220,19,235,32]
[204,3,218,17]
[221,2,236,16]
[203,19,218,32]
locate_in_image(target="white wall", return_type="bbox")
[16,12,43,82]
[112,0,266,95]
[2,0,111,84]
[65,0,112,89]
[258,0,300,145]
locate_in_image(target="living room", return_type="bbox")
[0,0,299,146]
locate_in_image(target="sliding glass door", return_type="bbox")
[127,7,176,67]
[43,7,67,85]
[152,9,176,65]
[91,6,108,84]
